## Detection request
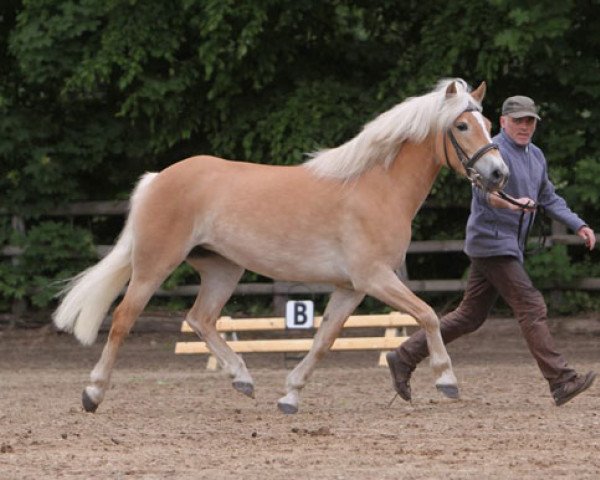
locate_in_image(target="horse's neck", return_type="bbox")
[386,141,442,218]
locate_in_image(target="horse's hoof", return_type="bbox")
[233,381,255,398]
[82,390,99,413]
[277,402,298,415]
[436,384,459,399]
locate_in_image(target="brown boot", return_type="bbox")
[386,351,414,402]
[552,371,596,406]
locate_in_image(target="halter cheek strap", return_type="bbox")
[445,129,499,171]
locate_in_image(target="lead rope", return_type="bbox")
[493,191,548,255]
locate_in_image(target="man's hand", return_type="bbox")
[577,226,596,250]
[510,197,536,212]
[489,193,536,212]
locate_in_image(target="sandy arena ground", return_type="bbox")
[1,315,599,479]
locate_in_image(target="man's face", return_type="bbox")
[500,115,537,146]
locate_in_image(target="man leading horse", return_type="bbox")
[387,94,597,407]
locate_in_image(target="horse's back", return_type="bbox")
[152,154,335,210]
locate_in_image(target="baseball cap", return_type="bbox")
[501,95,541,120]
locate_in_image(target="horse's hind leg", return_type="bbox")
[185,253,252,397]
[362,267,458,399]
[83,249,186,412]
[83,274,168,412]
[278,287,365,414]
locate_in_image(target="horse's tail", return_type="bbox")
[52,172,158,345]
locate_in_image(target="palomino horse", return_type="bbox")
[54,78,508,414]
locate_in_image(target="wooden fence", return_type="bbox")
[2,201,599,312]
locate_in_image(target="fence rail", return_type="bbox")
[2,202,599,304]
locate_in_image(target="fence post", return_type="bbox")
[10,215,27,322]
[271,281,287,316]
[550,220,567,308]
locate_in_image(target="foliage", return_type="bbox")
[526,245,581,285]
[525,244,600,314]
[161,263,197,292]
[563,156,600,212]
[0,221,97,308]
[551,291,600,315]
[1,0,600,314]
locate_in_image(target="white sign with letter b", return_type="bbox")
[285,300,314,329]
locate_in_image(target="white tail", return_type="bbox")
[52,173,158,345]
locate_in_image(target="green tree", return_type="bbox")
[1,0,598,313]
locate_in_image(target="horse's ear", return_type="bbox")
[471,81,487,103]
[445,82,457,98]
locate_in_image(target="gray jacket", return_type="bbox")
[464,130,586,262]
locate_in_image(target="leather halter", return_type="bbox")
[443,106,500,184]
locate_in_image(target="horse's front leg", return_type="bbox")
[362,267,458,399]
[277,287,365,414]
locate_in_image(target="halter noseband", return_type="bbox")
[443,106,499,186]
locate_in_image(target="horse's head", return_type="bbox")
[442,81,509,192]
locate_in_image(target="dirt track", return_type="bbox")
[1,315,599,479]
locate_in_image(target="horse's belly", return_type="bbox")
[203,224,347,283]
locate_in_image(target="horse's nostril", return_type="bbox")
[494,169,509,189]
[492,168,509,183]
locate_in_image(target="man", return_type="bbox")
[387,95,596,406]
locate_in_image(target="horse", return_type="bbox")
[53,78,509,414]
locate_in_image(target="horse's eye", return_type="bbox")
[456,122,468,132]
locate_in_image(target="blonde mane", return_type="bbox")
[304,78,480,179]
